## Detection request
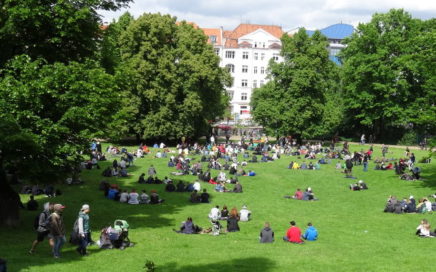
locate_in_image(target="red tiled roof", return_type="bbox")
[202,28,222,45]
[230,24,283,39]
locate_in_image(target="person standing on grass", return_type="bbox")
[50,204,66,258]
[360,134,366,145]
[77,204,91,256]
[29,202,54,254]
[302,223,318,241]
[259,222,274,243]
[283,221,304,244]
[148,165,157,177]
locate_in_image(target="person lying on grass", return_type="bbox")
[350,180,368,191]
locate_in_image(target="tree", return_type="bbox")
[0,0,132,66]
[340,9,435,141]
[118,13,230,140]
[251,28,342,140]
[100,12,134,73]
[0,55,121,226]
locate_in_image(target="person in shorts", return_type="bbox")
[29,202,54,254]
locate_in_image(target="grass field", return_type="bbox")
[1,143,435,272]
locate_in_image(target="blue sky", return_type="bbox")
[100,0,436,30]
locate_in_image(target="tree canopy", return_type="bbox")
[251,28,342,139]
[340,9,436,140]
[116,13,231,140]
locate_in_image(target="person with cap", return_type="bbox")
[50,204,66,258]
[239,205,251,222]
[29,202,54,254]
[76,204,91,256]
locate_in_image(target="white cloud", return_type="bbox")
[100,0,436,30]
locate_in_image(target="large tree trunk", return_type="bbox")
[0,167,21,227]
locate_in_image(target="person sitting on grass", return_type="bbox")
[175,217,201,234]
[283,221,304,244]
[404,196,416,213]
[227,208,240,232]
[292,189,303,200]
[302,223,318,241]
[176,180,185,192]
[190,190,201,203]
[259,222,274,243]
[302,187,317,201]
[165,181,176,192]
[27,195,39,211]
[107,185,119,200]
[358,180,368,190]
[239,205,251,222]
[139,190,150,204]
[119,190,129,203]
[200,189,210,203]
[150,190,164,204]
[416,219,435,237]
[220,206,229,220]
[138,173,146,184]
[128,189,139,204]
[233,181,243,193]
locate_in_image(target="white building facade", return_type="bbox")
[202,24,284,122]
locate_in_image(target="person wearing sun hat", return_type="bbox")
[76,204,91,256]
[50,204,66,258]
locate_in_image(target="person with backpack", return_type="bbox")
[29,202,54,254]
[50,204,66,258]
[76,204,91,256]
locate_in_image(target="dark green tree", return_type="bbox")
[340,9,435,141]
[0,55,121,226]
[118,13,230,140]
[251,28,342,140]
[0,0,132,66]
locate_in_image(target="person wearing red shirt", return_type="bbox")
[283,221,304,244]
[292,189,303,200]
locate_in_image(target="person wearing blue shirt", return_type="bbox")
[302,223,318,241]
[248,170,256,176]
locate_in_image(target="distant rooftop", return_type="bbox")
[306,23,354,40]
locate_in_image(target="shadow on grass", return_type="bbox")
[159,257,276,272]
[411,164,436,190]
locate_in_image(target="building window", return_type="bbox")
[253,80,257,88]
[214,48,220,56]
[242,51,249,59]
[240,105,248,114]
[260,80,264,87]
[241,80,248,87]
[261,67,265,74]
[253,66,258,74]
[227,90,234,100]
[209,35,217,44]
[261,53,265,60]
[272,53,279,61]
[225,64,235,73]
[242,65,248,73]
[254,53,258,60]
[225,51,235,59]
[241,93,248,100]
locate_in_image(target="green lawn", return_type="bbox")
[1,144,435,272]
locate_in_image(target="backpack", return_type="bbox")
[33,214,41,230]
[69,218,81,245]
[34,212,50,231]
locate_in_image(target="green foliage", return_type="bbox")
[0,55,121,182]
[341,9,436,139]
[251,29,343,139]
[397,131,418,146]
[117,13,230,140]
[0,0,132,66]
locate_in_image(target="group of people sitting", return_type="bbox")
[384,195,434,214]
[288,161,321,170]
[100,182,164,205]
[286,188,318,201]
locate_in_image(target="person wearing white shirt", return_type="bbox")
[128,189,139,204]
[239,205,251,222]
[119,160,126,169]
[208,206,221,221]
[193,181,201,192]
[119,190,129,203]
[416,219,433,237]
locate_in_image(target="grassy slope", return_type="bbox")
[1,144,435,272]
